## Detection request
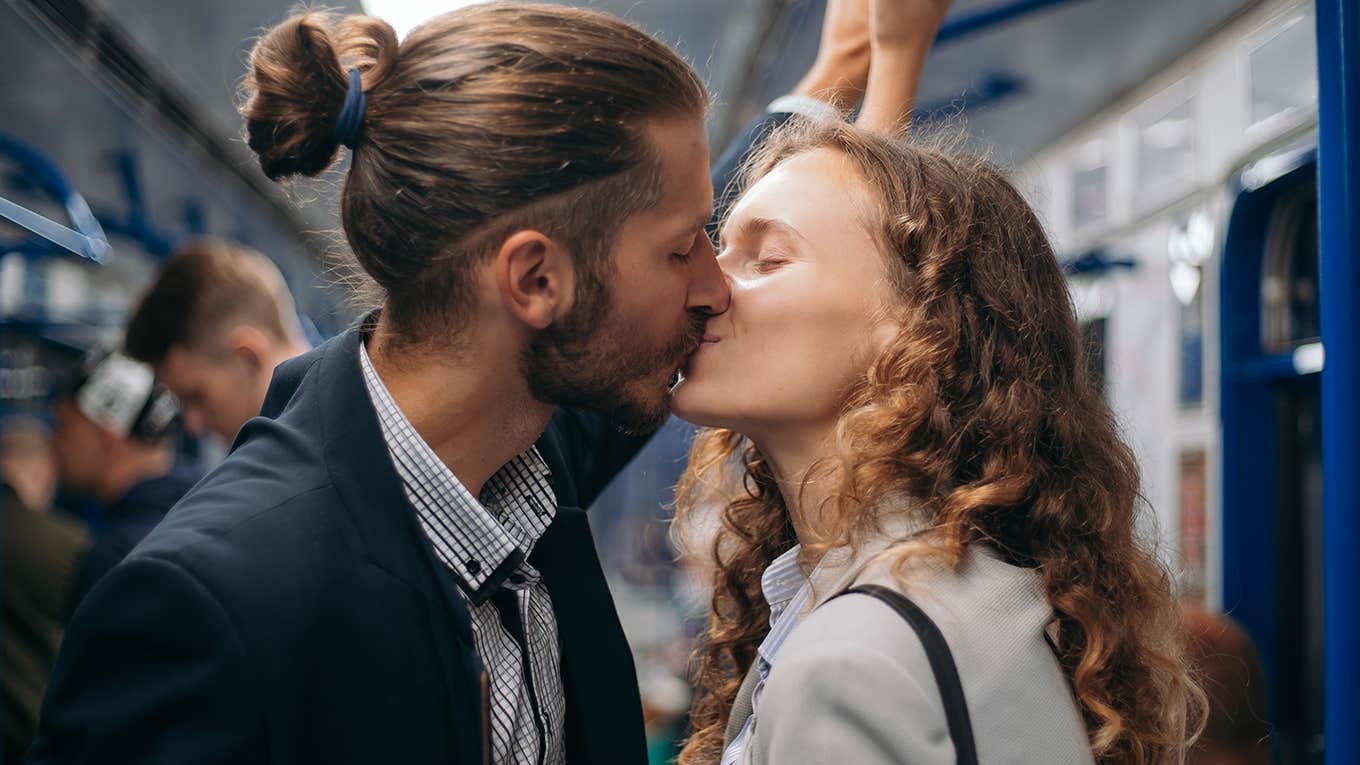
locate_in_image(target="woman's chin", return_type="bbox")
[670,378,732,430]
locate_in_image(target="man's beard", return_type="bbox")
[523,276,706,434]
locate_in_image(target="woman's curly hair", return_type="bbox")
[675,119,1204,764]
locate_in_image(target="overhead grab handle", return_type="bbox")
[0,133,109,264]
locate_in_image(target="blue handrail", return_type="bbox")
[913,72,1027,120]
[1060,248,1138,276]
[1317,1,1359,763]
[937,0,1096,44]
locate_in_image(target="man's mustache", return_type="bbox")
[667,311,709,356]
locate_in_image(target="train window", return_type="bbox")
[0,254,25,315]
[1247,10,1318,131]
[1177,449,1207,603]
[1261,190,1319,352]
[1169,212,1212,407]
[1178,294,1204,407]
[0,336,61,418]
[1070,138,1109,229]
[1135,87,1196,206]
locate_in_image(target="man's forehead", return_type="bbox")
[646,119,711,206]
[642,178,712,239]
[645,114,709,156]
[668,167,715,228]
[157,347,202,384]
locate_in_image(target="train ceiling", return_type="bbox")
[13,0,1263,242]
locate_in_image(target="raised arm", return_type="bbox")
[792,0,873,114]
[857,0,954,134]
[712,0,875,232]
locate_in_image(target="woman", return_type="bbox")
[671,119,1204,764]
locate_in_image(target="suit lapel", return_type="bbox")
[307,325,485,764]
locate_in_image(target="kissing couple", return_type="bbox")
[27,2,1201,764]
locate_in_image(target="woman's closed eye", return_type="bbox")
[716,242,793,276]
[750,244,795,273]
[752,257,788,274]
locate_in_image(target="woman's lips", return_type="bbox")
[682,335,718,372]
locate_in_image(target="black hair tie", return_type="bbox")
[334,67,366,150]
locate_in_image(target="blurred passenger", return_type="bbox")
[2,418,90,764]
[1182,604,1271,765]
[641,663,693,764]
[26,2,937,763]
[672,118,1203,764]
[124,239,311,442]
[1,416,59,512]
[51,351,198,608]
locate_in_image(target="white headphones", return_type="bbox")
[73,352,180,441]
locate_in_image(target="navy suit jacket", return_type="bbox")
[24,111,793,765]
[67,469,202,615]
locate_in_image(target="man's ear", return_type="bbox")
[494,230,575,330]
[223,325,272,375]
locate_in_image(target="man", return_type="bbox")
[26,2,940,764]
[48,351,199,608]
[123,238,311,442]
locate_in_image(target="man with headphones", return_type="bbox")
[51,351,200,610]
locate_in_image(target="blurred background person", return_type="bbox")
[124,239,312,443]
[1,416,60,514]
[1183,604,1273,765]
[51,351,198,609]
[1,418,90,764]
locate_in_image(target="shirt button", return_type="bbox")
[465,559,482,575]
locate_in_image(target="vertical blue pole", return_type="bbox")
[1318,1,1359,763]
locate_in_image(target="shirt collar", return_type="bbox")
[760,544,806,628]
[806,497,934,611]
[358,337,557,603]
[754,547,814,688]
[755,496,934,673]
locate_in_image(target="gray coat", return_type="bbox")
[726,511,1095,765]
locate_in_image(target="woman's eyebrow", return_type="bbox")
[719,216,808,248]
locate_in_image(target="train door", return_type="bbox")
[1221,155,1323,764]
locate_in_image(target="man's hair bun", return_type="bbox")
[240,11,398,180]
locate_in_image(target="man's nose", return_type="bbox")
[687,235,731,317]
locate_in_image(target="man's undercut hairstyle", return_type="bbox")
[125,239,300,365]
[240,2,709,347]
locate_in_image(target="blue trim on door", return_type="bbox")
[1317,2,1360,761]
[1220,157,1316,749]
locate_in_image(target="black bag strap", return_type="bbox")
[830,584,980,765]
